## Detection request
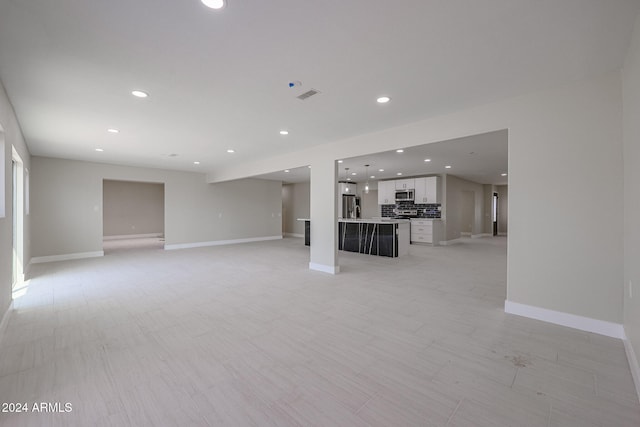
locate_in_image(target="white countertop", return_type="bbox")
[298,218,439,223]
[339,218,410,224]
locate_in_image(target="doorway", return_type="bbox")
[102,180,165,253]
[492,192,499,236]
[11,147,24,289]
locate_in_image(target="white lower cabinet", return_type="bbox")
[410,219,442,245]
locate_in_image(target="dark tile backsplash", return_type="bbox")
[381,201,441,218]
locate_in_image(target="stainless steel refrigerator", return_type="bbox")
[342,194,360,219]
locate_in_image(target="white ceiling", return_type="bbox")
[255,130,508,185]
[0,1,638,175]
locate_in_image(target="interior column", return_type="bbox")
[309,159,339,274]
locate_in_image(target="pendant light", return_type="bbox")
[344,168,350,192]
[364,165,370,194]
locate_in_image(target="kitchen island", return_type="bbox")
[339,219,409,257]
[297,218,409,257]
[297,218,311,246]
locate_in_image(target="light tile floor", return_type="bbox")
[0,237,638,426]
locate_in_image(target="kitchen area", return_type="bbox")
[338,175,443,257]
[279,130,508,260]
[297,175,444,258]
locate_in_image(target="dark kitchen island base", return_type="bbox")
[296,218,409,257]
[339,219,409,258]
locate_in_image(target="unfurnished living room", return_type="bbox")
[1,1,640,426]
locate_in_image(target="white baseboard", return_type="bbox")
[439,238,463,246]
[504,300,625,339]
[284,233,304,238]
[0,301,14,346]
[164,235,282,250]
[460,232,472,237]
[309,262,340,274]
[623,332,640,403]
[498,232,508,236]
[31,251,104,264]
[103,233,163,241]
[471,233,493,238]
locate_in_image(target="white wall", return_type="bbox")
[442,174,485,241]
[460,191,475,234]
[0,80,30,320]
[282,182,310,236]
[359,189,379,219]
[208,71,624,325]
[103,180,165,237]
[623,13,640,392]
[31,157,282,258]
[497,185,508,235]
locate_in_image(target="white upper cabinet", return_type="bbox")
[377,180,395,204]
[378,177,441,205]
[414,177,440,204]
[395,179,415,190]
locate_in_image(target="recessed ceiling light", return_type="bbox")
[279,130,289,135]
[396,172,402,176]
[424,158,431,162]
[131,90,148,98]
[201,0,225,9]
[338,160,343,163]
[95,148,104,152]
[194,161,200,165]
[396,149,404,153]
[308,165,311,168]
[351,172,357,176]
[445,165,452,169]
[370,175,375,179]
[107,128,119,134]
[347,178,351,181]
[378,169,384,172]
[226,149,235,153]
[284,169,290,173]
[501,173,508,176]
[377,96,391,104]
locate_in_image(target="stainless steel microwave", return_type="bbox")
[395,189,414,202]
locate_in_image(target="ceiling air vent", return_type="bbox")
[297,89,320,100]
